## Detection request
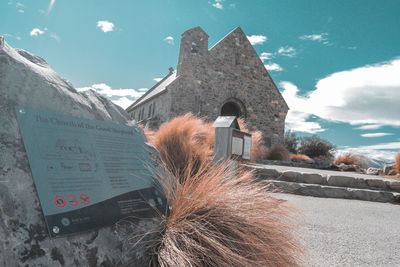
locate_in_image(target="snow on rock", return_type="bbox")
[0,38,154,266]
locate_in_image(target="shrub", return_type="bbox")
[265,146,291,161]
[284,131,298,154]
[137,160,303,266]
[334,153,363,167]
[290,154,312,162]
[298,136,335,160]
[395,151,400,174]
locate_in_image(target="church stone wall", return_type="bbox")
[168,27,288,146]
[129,27,288,146]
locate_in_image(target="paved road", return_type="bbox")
[274,193,400,267]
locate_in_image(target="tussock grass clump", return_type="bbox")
[334,153,363,167]
[135,114,304,266]
[265,146,291,161]
[290,154,312,162]
[146,161,303,267]
[395,151,400,174]
[145,114,268,166]
[149,113,213,178]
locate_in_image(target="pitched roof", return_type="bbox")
[126,70,177,111]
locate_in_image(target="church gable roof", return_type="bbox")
[126,26,288,112]
[209,27,289,111]
[126,70,177,111]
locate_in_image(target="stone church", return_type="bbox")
[126,26,288,146]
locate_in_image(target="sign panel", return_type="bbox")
[231,137,243,155]
[242,135,252,160]
[15,107,166,238]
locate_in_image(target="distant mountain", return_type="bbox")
[336,149,397,169]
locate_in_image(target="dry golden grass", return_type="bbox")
[148,160,304,267]
[334,153,363,167]
[145,114,267,168]
[135,115,304,266]
[395,151,400,174]
[290,154,312,162]
[149,113,213,179]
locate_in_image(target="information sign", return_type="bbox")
[15,106,166,237]
[242,135,252,160]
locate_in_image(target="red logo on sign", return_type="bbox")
[67,194,79,206]
[80,193,90,205]
[54,196,66,208]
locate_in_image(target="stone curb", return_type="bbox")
[244,164,400,193]
[264,180,400,203]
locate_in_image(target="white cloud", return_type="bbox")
[361,133,394,138]
[15,2,24,7]
[138,88,148,92]
[259,52,273,62]
[77,83,146,109]
[357,142,400,150]
[30,28,45,37]
[3,33,21,41]
[112,97,135,109]
[285,110,325,134]
[210,0,223,9]
[280,81,324,133]
[299,33,330,45]
[264,63,282,72]
[97,21,114,33]
[213,2,223,9]
[279,58,400,131]
[18,9,24,13]
[47,0,56,13]
[163,36,174,45]
[278,46,296,57]
[356,124,382,130]
[247,35,267,45]
[153,78,162,82]
[50,33,60,41]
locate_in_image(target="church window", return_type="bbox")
[235,52,240,65]
[148,104,152,118]
[152,102,156,116]
[191,42,198,53]
[194,96,201,114]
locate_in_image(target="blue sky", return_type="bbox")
[2,0,400,162]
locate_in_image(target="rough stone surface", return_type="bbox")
[367,167,380,175]
[297,173,325,185]
[265,180,400,203]
[383,164,395,175]
[0,39,157,266]
[126,26,288,146]
[244,164,400,202]
[258,159,339,170]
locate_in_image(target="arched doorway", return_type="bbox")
[220,102,242,117]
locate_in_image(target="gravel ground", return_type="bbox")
[274,193,400,267]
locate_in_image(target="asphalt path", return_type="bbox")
[274,193,400,267]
